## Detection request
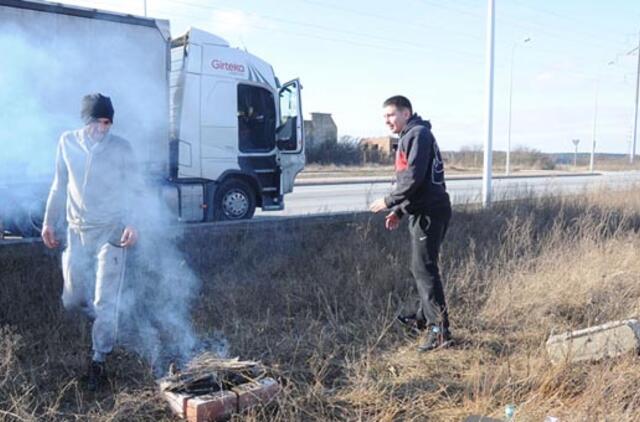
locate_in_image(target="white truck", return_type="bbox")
[0,0,305,237]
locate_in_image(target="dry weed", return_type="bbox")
[1,188,640,420]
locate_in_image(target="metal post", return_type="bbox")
[482,0,495,207]
[144,0,148,17]
[631,31,640,164]
[590,79,599,173]
[506,44,515,176]
[572,139,580,167]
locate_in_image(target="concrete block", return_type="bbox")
[546,319,640,364]
[185,390,237,422]
[232,377,280,411]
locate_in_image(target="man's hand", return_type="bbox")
[120,225,138,248]
[369,198,388,213]
[385,211,400,231]
[41,224,59,249]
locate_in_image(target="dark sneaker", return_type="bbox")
[87,361,106,391]
[396,314,425,337]
[417,325,453,352]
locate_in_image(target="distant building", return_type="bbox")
[359,136,397,163]
[304,113,337,149]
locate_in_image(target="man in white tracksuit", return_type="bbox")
[41,93,140,390]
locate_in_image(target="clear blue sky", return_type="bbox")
[59,0,640,153]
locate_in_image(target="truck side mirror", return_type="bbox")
[276,116,298,151]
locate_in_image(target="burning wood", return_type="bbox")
[160,355,265,393]
[158,354,279,421]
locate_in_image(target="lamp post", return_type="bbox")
[506,37,531,176]
[572,139,580,167]
[481,0,496,207]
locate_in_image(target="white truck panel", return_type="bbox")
[186,43,202,74]
[200,128,237,160]
[177,73,202,178]
[201,157,239,182]
[200,79,237,128]
[200,78,239,177]
[202,44,276,89]
[202,44,250,81]
[0,2,170,176]
[185,27,229,47]
[281,153,305,194]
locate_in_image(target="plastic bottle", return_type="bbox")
[505,404,516,421]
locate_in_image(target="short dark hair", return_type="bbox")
[383,95,412,114]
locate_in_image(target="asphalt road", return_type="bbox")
[256,171,640,217]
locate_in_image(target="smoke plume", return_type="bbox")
[0,10,225,375]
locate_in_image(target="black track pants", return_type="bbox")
[408,206,451,331]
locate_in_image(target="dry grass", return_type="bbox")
[298,163,395,178]
[2,188,640,421]
[301,154,640,178]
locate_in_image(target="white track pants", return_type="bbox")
[61,225,126,361]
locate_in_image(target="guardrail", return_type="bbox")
[294,172,602,186]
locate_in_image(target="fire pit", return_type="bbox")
[159,354,280,421]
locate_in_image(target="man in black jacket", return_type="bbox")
[370,95,453,352]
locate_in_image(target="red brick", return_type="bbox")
[186,390,237,422]
[232,377,280,411]
[161,391,192,418]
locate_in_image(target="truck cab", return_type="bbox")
[168,28,305,221]
[0,0,304,237]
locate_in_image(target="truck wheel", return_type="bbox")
[28,200,45,235]
[214,179,256,221]
[5,199,45,238]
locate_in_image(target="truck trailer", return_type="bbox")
[0,0,305,237]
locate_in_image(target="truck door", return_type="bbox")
[277,79,305,194]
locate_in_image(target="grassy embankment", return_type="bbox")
[2,188,640,421]
[300,152,640,178]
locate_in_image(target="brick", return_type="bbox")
[161,391,192,419]
[232,377,280,411]
[546,319,640,364]
[186,390,238,422]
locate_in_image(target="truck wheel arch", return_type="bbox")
[212,173,260,221]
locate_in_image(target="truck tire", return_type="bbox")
[4,199,45,238]
[214,179,256,221]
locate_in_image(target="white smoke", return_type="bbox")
[117,211,228,374]
[0,10,225,374]
[0,25,75,179]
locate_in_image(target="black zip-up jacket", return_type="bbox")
[384,114,450,217]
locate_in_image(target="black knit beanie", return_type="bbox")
[81,93,114,124]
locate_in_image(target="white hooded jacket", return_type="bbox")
[44,128,141,230]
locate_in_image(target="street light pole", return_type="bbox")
[506,37,531,176]
[590,79,599,173]
[144,0,147,17]
[482,0,496,207]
